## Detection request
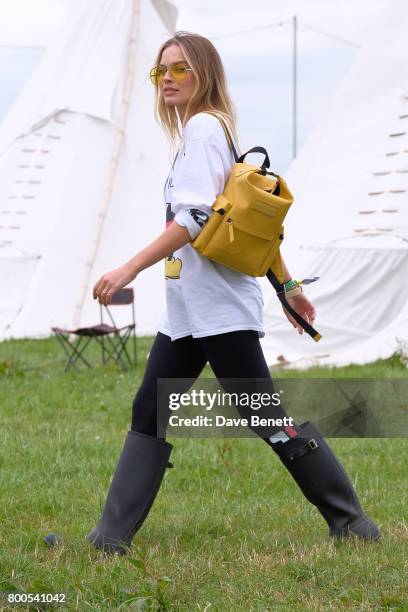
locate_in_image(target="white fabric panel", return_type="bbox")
[262,245,408,365]
[261,0,408,367]
[0,0,177,340]
[4,113,117,336]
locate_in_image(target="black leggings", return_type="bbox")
[131,330,296,447]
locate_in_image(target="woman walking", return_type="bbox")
[87,31,380,555]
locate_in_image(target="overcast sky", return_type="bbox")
[0,0,388,172]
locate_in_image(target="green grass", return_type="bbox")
[0,336,407,611]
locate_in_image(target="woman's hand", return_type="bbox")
[282,292,316,335]
[92,222,191,307]
[93,263,137,306]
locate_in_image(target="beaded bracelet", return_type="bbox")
[277,276,319,298]
[284,279,298,292]
[277,279,303,298]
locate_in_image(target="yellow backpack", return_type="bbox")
[191,111,321,342]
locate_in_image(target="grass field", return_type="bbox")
[1,336,407,611]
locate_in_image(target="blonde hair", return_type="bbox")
[152,31,241,156]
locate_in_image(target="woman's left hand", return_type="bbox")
[282,292,316,335]
[93,263,137,306]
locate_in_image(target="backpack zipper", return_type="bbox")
[227,218,234,242]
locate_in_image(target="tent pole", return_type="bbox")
[72,0,141,329]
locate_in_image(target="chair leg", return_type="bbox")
[53,333,93,371]
[111,330,133,368]
[94,335,128,371]
[106,334,130,371]
[66,337,93,371]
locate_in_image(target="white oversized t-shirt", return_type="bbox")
[157,112,265,341]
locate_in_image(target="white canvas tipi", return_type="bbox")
[0,0,177,340]
[260,0,408,368]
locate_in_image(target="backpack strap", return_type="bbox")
[237,146,271,172]
[203,111,240,162]
[266,268,322,342]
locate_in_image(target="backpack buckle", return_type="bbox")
[258,169,278,177]
[307,438,318,451]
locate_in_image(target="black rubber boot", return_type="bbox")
[272,421,380,540]
[86,431,173,555]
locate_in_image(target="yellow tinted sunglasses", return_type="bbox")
[149,62,193,86]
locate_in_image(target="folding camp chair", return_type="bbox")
[51,288,137,372]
